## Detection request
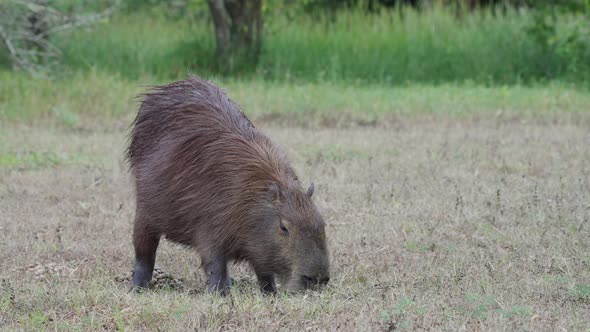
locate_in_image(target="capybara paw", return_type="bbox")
[206,284,231,296]
[129,271,151,291]
[128,281,148,293]
[206,277,232,296]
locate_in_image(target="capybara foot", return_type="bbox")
[129,260,154,291]
[206,275,232,296]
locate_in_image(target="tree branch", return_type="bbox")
[0,0,120,77]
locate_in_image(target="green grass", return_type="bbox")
[54,12,216,80]
[3,5,587,85]
[261,6,535,84]
[0,150,98,168]
[260,5,589,84]
[1,70,589,125]
[0,70,139,123]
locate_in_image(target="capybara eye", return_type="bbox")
[280,223,289,235]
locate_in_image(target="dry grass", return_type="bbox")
[1,115,589,331]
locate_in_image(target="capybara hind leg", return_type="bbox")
[130,223,160,291]
[202,253,231,295]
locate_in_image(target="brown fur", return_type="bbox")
[126,77,329,293]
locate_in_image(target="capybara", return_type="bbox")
[126,77,330,294]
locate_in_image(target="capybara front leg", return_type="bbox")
[130,223,160,291]
[202,253,231,295]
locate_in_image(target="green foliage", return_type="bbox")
[393,296,415,314]
[61,6,590,84]
[2,2,588,85]
[525,0,590,80]
[298,0,359,13]
[121,0,209,20]
[498,306,530,319]
[269,4,589,84]
[54,13,215,79]
[464,292,496,319]
[261,5,557,84]
[47,0,117,13]
[26,312,49,329]
[568,284,590,301]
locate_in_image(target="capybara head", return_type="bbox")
[254,182,330,291]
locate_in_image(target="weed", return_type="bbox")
[498,306,530,319]
[0,151,95,168]
[464,292,497,320]
[568,284,590,301]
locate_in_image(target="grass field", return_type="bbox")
[1,77,589,330]
[2,70,589,124]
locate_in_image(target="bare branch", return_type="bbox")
[0,0,120,78]
[44,3,119,36]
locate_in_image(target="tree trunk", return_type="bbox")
[207,0,231,66]
[207,0,263,72]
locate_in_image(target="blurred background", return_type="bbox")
[0,0,589,146]
[2,0,589,127]
[1,0,589,86]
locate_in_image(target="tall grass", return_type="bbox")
[0,70,140,122]
[54,12,216,80]
[261,6,549,84]
[1,5,588,85]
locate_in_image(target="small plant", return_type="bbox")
[498,306,530,319]
[568,284,590,301]
[393,297,415,315]
[542,274,570,284]
[379,297,422,331]
[51,107,80,128]
[464,292,497,320]
[27,312,49,329]
[405,241,436,252]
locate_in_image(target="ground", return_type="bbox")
[1,104,589,330]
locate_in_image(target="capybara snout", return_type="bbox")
[126,76,329,294]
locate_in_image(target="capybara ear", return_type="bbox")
[306,182,315,198]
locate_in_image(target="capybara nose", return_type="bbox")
[319,277,330,285]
